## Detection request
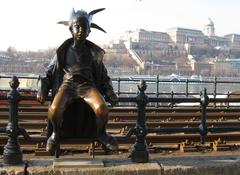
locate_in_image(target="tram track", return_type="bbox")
[1,101,240,153]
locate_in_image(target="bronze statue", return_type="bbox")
[37,8,119,155]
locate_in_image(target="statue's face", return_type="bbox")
[71,17,90,41]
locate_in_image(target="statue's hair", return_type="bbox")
[58,8,106,33]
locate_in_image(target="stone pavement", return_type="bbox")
[1,152,240,175]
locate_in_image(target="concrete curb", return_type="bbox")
[1,154,240,175]
[0,159,162,175]
[157,154,240,175]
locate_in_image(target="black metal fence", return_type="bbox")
[1,76,240,164]
[1,74,240,96]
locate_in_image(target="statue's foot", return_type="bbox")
[46,135,59,156]
[98,132,119,151]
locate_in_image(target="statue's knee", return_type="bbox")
[48,106,55,119]
[48,105,64,120]
[95,104,109,118]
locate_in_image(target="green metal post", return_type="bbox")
[156,74,159,108]
[3,76,22,165]
[186,79,189,97]
[227,91,230,108]
[171,91,174,108]
[117,77,121,96]
[214,76,217,108]
[131,80,149,163]
[199,88,209,144]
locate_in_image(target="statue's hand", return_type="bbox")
[36,91,45,104]
[108,94,119,106]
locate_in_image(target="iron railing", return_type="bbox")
[1,76,240,164]
[1,74,240,96]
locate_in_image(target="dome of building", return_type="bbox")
[203,18,215,36]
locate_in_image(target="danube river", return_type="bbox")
[1,74,240,96]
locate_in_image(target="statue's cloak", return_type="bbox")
[42,38,115,140]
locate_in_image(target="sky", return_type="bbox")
[0,0,240,51]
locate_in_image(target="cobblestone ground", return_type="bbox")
[1,151,240,175]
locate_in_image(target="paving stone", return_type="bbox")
[1,154,240,175]
[156,154,240,175]
[53,158,104,168]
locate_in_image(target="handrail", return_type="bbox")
[1,75,240,98]
[1,74,240,83]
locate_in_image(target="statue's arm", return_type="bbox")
[37,55,56,103]
[100,62,118,105]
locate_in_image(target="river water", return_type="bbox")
[1,74,240,95]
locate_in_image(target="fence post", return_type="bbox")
[3,76,23,165]
[155,74,159,108]
[131,80,149,163]
[214,76,217,108]
[227,91,230,108]
[170,91,174,108]
[185,79,189,97]
[117,77,121,96]
[199,88,209,144]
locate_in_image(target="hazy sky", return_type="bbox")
[0,0,239,51]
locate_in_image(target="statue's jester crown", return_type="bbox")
[58,8,106,33]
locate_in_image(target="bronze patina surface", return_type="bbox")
[37,8,118,156]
